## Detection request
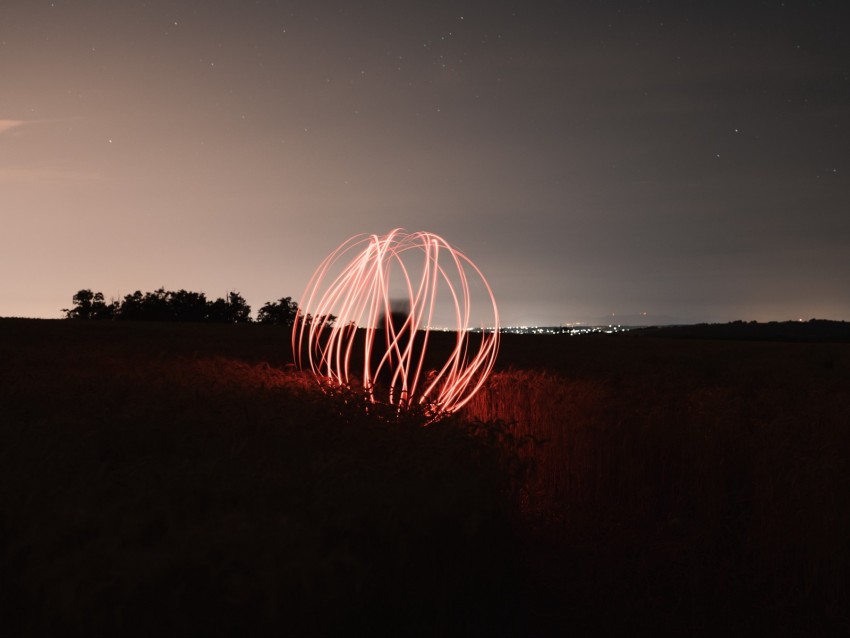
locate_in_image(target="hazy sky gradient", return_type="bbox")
[2,0,848,325]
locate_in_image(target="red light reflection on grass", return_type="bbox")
[292,229,500,420]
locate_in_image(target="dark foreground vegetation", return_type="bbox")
[1,319,849,635]
[632,318,850,342]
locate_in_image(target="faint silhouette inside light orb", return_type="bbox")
[292,229,500,420]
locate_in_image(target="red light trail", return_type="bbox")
[292,229,500,420]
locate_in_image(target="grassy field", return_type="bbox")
[1,318,848,635]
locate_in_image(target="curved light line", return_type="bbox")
[293,229,500,420]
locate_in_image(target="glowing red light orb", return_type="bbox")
[292,229,500,419]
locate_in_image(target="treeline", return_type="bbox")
[63,289,303,325]
[631,319,850,342]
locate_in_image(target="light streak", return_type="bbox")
[292,229,500,420]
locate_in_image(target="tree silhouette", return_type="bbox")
[63,289,119,320]
[207,292,251,324]
[169,289,209,322]
[256,297,300,326]
[64,288,255,323]
[116,288,171,321]
[115,291,144,321]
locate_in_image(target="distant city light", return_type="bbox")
[500,325,630,335]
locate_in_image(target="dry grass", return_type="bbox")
[2,319,849,635]
[0,320,523,636]
[464,334,850,634]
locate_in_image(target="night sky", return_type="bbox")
[2,0,848,325]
